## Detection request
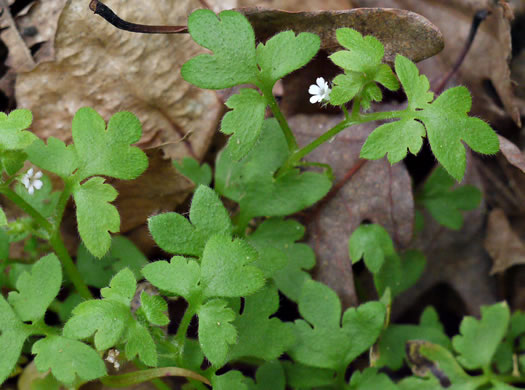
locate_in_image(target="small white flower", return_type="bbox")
[308,77,331,104]
[21,168,43,195]
[105,349,120,370]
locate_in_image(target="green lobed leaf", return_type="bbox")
[140,292,169,326]
[329,72,362,106]
[348,367,398,390]
[452,302,510,369]
[125,321,158,367]
[197,299,237,367]
[360,118,426,164]
[72,107,147,181]
[282,361,336,389]
[0,109,37,150]
[148,185,232,257]
[182,10,257,89]
[348,224,395,273]
[77,236,149,288]
[26,137,78,178]
[201,234,264,299]
[32,336,106,385]
[0,296,30,385]
[212,370,249,390]
[0,149,27,175]
[142,256,200,301]
[216,119,331,219]
[397,376,441,390]
[248,361,286,390]
[73,177,119,258]
[289,280,385,370]
[7,253,62,322]
[229,285,295,361]
[100,268,136,306]
[374,250,426,298]
[173,157,212,187]
[417,165,482,230]
[377,307,450,370]
[330,28,384,73]
[256,30,320,87]
[221,88,266,161]
[394,54,433,109]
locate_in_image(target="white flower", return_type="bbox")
[21,168,43,195]
[308,77,331,104]
[105,349,120,370]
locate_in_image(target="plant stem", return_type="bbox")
[0,186,92,300]
[260,85,298,152]
[99,367,210,387]
[174,305,197,362]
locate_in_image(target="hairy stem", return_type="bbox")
[174,305,197,362]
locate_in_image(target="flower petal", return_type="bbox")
[310,95,320,104]
[33,180,43,190]
[316,77,326,87]
[309,85,321,95]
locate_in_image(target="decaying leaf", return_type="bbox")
[0,0,35,72]
[485,208,525,274]
[290,112,414,308]
[354,0,520,126]
[238,0,353,11]
[498,135,525,174]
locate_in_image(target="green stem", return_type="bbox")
[174,304,197,362]
[54,178,76,229]
[99,367,210,387]
[0,185,92,300]
[260,85,298,152]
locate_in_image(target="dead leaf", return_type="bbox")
[354,0,521,127]
[0,0,35,72]
[290,112,414,308]
[485,208,525,274]
[498,135,525,174]
[238,0,353,11]
[242,7,444,62]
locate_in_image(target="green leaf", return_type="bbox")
[73,176,119,258]
[0,296,30,385]
[397,376,442,390]
[289,280,385,370]
[198,299,237,367]
[173,157,212,187]
[374,250,426,298]
[201,234,264,298]
[72,107,147,181]
[140,292,169,326]
[100,268,137,306]
[452,302,510,369]
[416,165,482,230]
[8,253,62,322]
[0,109,37,150]
[32,336,106,385]
[348,224,395,273]
[282,361,336,389]
[0,149,27,175]
[125,321,157,367]
[212,371,249,390]
[249,361,286,390]
[142,256,200,301]
[77,236,149,288]
[26,137,78,178]
[378,307,450,370]
[256,31,320,87]
[395,55,499,180]
[15,174,59,218]
[221,88,266,161]
[329,73,362,106]
[330,28,384,72]
[229,285,294,361]
[148,185,232,257]
[348,367,397,390]
[182,10,257,89]
[216,119,331,219]
[360,118,426,164]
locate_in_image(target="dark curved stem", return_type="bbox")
[89,0,188,34]
[434,9,489,94]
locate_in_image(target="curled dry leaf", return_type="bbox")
[355,0,521,127]
[15,0,228,232]
[485,208,525,274]
[238,0,352,11]
[242,7,444,62]
[290,112,414,309]
[498,135,525,174]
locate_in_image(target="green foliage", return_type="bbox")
[0,109,36,150]
[416,165,482,230]
[348,368,398,390]
[173,156,212,187]
[349,224,395,273]
[361,55,499,180]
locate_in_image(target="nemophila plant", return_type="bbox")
[0,5,519,390]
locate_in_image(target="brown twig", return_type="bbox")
[434,9,490,95]
[89,0,188,34]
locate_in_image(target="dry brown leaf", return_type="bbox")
[0,0,35,72]
[485,208,525,274]
[290,112,414,308]
[239,0,352,11]
[354,0,521,127]
[14,0,229,232]
[498,135,525,173]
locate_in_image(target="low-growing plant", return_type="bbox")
[1,6,522,390]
